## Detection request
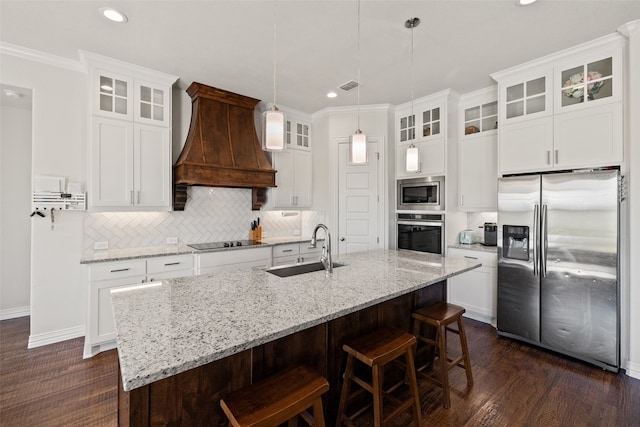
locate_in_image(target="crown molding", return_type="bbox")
[0,42,85,73]
[79,50,179,86]
[618,19,640,38]
[311,103,393,121]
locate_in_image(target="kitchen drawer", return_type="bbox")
[147,254,193,274]
[300,243,322,255]
[273,244,299,258]
[89,260,146,281]
[147,269,193,282]
[448,248,497,268]
[272,254,300,266]
[197,247,272,269]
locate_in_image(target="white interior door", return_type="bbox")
[338,140,380,254]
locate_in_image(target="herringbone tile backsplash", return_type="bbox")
[83,187,325,250]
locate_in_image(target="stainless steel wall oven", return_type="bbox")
[397,213,445,255]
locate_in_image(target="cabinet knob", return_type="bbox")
[340,237,345,242]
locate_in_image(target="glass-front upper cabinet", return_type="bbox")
[555,46,622,113]
[93,69,133,121]
[498,69,553,125]
[285,120,292,146]
[296,122,310,149]
[421,107,441,138]
[399,114,415,143]
[463,101,498,136]
[134,80,170,127]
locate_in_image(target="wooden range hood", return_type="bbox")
[173,82,276,211]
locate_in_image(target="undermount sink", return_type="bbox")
[266,261,345,278]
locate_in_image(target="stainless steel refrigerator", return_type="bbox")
[497,169,620,371]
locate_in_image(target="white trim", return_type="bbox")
[27,325,85,349]
[0,42,85,73]
[312,104,393,121]
[618,19,640,38]
[491,32,626,81]
[79,50,179,86]
[0,306,30,321]
[459,85,498,103]
[626,360,640,380]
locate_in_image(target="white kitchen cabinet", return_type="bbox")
[458,88,498,211]
[272,242,322,266]
[196,247,272,275]
[395,91,454,180]
[84,255,193,358]
[84,52,178,211]
[270,149,312,208]
[492,34,625,175]
[90,119,171,209]
[284,117,311,151]
[447,248,497,326]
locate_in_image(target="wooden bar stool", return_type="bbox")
[335,326,422,427]
[411,301,473,408]
[220,365,329,427]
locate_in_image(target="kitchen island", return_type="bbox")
[112,249,481,426]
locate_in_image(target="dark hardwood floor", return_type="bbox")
[1,316,639,426]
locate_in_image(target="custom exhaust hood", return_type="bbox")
[173,82,276,210]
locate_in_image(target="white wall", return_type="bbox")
[0,50,87,346]
[0,101,32,318]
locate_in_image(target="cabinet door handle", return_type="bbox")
[137,190,141,204]
[130,190,134,205]
[555,149,559,164]
[460,195,464,206]
[110,268,130,273]
[164,262,180,266]
[464,256,478,260]
[282,249,294,253]
[546,150,551,165]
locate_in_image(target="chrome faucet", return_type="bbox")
[310,223,332,273]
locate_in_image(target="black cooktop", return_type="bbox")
[187,240,263,250]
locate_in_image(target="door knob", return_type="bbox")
[340,237,345,241]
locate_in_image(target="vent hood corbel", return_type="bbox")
[173,82,276,211]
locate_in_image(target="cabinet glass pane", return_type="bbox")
[432,108,440,121]
[561,65,584,89]
[409,128,415,140]
[400,117,407,129]
[140,86,151,102]
[526,95,545,114]
[526,77,545,96]
[408,115,415,127]
[115,97,127,114]
[303,125,309,136]
[423,125,431,137]
[400,129,407,142]
[506,84,524,102]
[465,106,480,121]
[140,103,151,119]
[482,117,498,131]
[482,101,497,117]
[286,121,291,132]
[100,76,113,93]
[100,94,113,112]
[153,89,164,105]
[506,101,524,118]
[432,121,440,135]
[465,120,480,135]
[153,105,163,121]
[115,79,127,97]
[297,123,302,134]
[588,57,613,77]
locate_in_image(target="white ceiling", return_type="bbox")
[1,0,639,114]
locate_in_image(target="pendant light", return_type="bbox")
[350,0,367,164]
[405,17,420,173]
[262,2,286,151]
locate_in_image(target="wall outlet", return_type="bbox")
[94,241,109,250]
[166,237,178,245]
[293,229,301,236]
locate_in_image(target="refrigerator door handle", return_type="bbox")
[541,204,548,277]
[533,204,539,276]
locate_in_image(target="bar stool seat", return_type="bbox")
[220,365,329,427]
[335,326,422,427]
[412,301,473,408]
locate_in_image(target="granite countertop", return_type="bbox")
[449,243,498,254]
[111,248,481,391]
[80,237,319,264]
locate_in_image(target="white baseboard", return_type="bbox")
[28,325,85,349]
[0,306,30,321]
[625,360,640,380]
[462,310,496,327]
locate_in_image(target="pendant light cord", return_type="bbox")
[410,21,414,121]
[357,0,361,131]
[272,1,277,107]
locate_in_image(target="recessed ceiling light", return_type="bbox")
[327,92,337,98]
[3,89,24,98]
[516,0,537,5]
[99,7,128,23]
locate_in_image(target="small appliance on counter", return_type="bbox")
[483,222,497,246]
[458,230,473,245]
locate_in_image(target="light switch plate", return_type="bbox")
[166,237,178,245]
[94,241,108,250]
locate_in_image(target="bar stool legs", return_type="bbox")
[412,301,473,409]
[335,327,422,427]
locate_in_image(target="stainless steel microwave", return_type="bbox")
[397,176,444,211]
